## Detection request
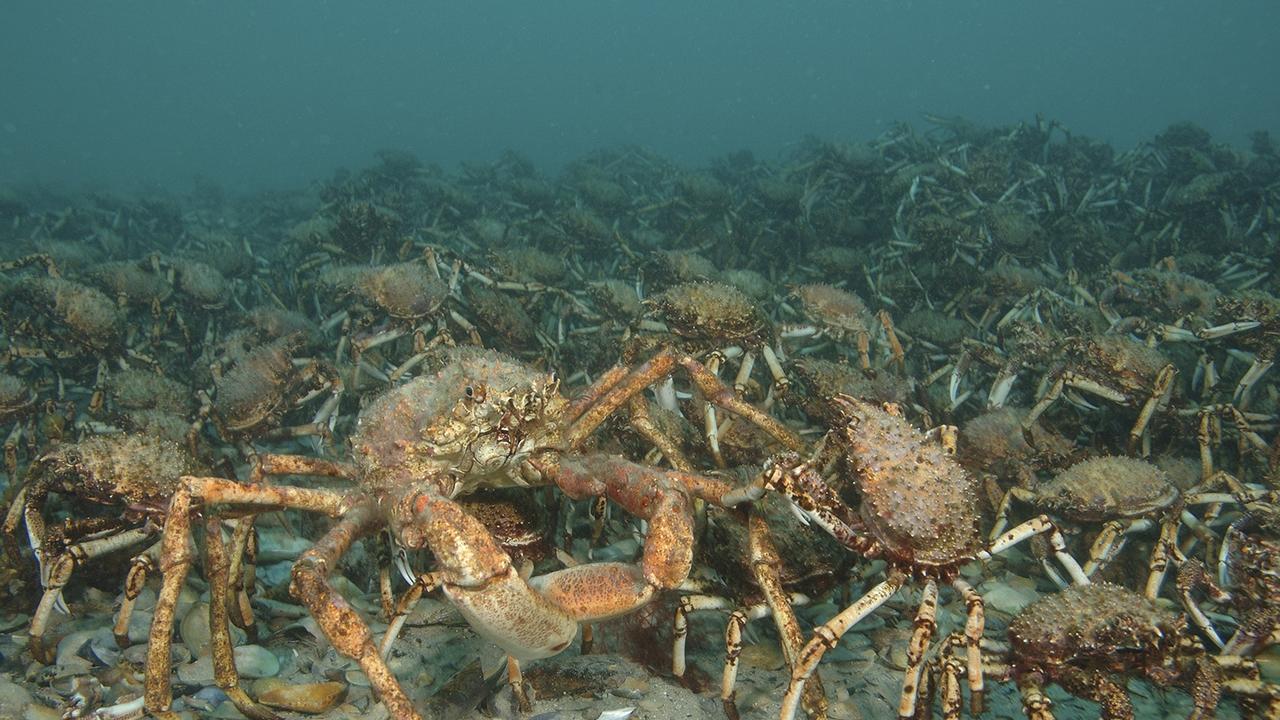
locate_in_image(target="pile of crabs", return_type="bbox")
[0,117,1277,719]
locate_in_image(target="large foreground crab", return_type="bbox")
[143,346,802,720]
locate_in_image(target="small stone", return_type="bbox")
[828,699,864,719]
[233,645,280,678]
[610,676,649,699]
[177,657,214,686]
[259,681,348,714]
[0,677,33,718]
[870,628,912,671]
[981,581,1039,616]
[180,602,212,658]
[344,669,371,688]
[178,645,278,686]
[25,706,61,720]
[739,642,786,670]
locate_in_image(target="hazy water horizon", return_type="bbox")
[3,1,1277,193]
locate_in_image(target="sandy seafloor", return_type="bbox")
[0,513,1249,720]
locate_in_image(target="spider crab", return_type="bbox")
[757,395,1091,720]
[143,346,801,720]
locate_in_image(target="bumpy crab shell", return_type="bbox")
[350,347,567,499]
[16,276,124,350]
[322,262,451,320]
[0,374,37,417]
[37,434,196,508]
[1078,334,1172,386]
[791,283,872,337]
[644,281,770,346]
[839,396,984,567]
[1008,582,1182,667]
[1036,456,1178,522]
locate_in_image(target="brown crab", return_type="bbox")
[319,258,477,384]
[0,372,40,477]
[988,456,1238,597]
[143,346,803,720]
[781,283,904,374]
[191,332,344,460]
[759,395,1090,720]
[935,582,1280,719]
[6,433,198,663]
[638,280,791,466]
[1021,333,1179,455]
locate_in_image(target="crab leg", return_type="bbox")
[205,515,279,720]
[1233,355,1274,409]
[739,509,828,720]
[113,540,161,648]
[1083,519,1155,577]
[30,526,153,664]
[626,393,693,471]
[780,570,907,720]
[1016,674,1056,720]
[672,593,733,679]
[292,502,421,720]
[1127,364,1177,454]
[565,348,805,453]
[226,517,259,639]
[984,515,1091,586]
[898,579,939,719]
[952,578,986,715]
[144,478,349,715]
[379,570,441,658]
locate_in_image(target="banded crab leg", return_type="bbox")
[144,478,350,717]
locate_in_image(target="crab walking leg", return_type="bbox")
[1143,515,1183,599]
[144,478,349,715]
[677,354,805,452]
[780,571,906,720]
[1127,364,1177,454]
[291,502,421,720]
[951,578,986,715]
[732,350,756,394]
[564,349,679,446]
[703,352,727,468]
[112,540,161,648]
[1083,519,1156,578]
[721,607,756,720]
[1233,355,1274,408]
[1016,674,1056,720]
[1175,560,1230,649]
[564,362,631,425]
[29,526,153,664]
[205,515,279,720]
[984,515,1091,586]
[761,344,790,395]
[898,580,940,719]
[225,517,258,639]
[627,393,694,471]
[672,594,733,678]
[251,452,356,482]
[745,511,827,720]
[379,571,442,659]
[564,348,806,454]
[878,310,906,371]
